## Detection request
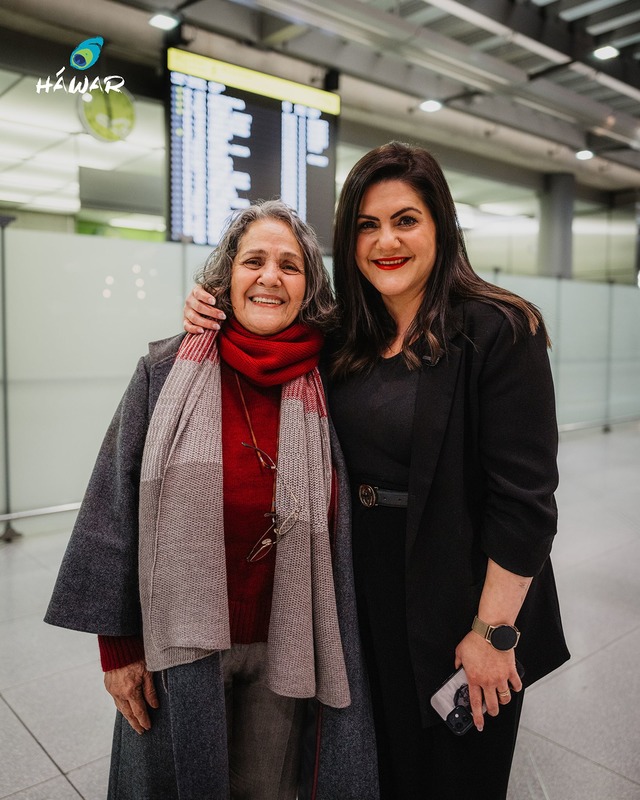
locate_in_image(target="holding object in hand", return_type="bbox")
[431,661,525,736]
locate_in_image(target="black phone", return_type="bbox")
[430,660,524,736]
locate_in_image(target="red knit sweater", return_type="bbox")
[99,362,280,671]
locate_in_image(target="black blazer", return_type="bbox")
[403,300,570,726]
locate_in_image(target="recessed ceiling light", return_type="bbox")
[576,149,594,160]
[149,12,181,31]
[593,45,619,61]
[419,99,443,113]
[109,214,166,232]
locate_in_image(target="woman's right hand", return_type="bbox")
[183,286,226,334]
[104,659,159,734]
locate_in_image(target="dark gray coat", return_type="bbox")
[45,334,379,800]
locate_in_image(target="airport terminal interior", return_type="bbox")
[1,0,640,798]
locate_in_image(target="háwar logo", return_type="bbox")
[70,37,104,70]
[35,36,124,95]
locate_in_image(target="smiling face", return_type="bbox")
[230,218,306,335]
[355,179,437,318]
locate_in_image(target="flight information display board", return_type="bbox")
[167,48,340,250]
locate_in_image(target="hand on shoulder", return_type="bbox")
[184,286,226,334]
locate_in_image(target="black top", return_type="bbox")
[329,352,420,489]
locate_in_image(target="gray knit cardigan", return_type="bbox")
[45,334,379,800]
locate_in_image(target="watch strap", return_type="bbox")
[471,615,492,640]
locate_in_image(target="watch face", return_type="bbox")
[490,625,518,651]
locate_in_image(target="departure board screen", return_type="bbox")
[167,48,340,251]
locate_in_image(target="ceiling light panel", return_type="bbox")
[118,149,166,177]
[0,190,35,205]
[75,134,150,170]
[29,195,81,213]
[149,12,181,31]
[0,120,68,160]
[109,213,166,231]
[36,136,152,172]
[0,77,83,134]
[593,45,619,60]
[0,171,68,193]
[54,182,81,199]
[25,156,78,183]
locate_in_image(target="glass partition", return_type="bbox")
[465,216,538,276]
[4,229,209,526]
[476,272,639,429]
[2,230,639,529]
[0,220,8,520]
[573,205,637,284]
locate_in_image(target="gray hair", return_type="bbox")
[196,200,337,332]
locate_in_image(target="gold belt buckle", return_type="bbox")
[358,484,377,508]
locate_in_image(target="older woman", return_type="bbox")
[184,142,570,799]
[45,201,378,800]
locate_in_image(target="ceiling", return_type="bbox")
[0,0,639,225]
[119,0,640,184]
[0,66,165,224]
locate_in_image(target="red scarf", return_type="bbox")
[219,317,324,386]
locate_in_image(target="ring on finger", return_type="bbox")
[497,689,510,697]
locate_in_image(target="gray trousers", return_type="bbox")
[108,649,305,800]
[223,642,305,800]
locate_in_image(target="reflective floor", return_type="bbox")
[1,422,639,799]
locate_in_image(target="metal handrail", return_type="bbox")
[1,502,80,541]
[558,414,640,434]
[0,502,80,523]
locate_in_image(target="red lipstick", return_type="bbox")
[373,257,410,270]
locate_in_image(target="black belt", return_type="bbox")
[358,484,409,508]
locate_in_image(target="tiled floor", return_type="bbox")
[1,422,639,799]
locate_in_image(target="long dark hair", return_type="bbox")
[331,141,545,377]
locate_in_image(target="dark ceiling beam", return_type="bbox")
[178,0,260,43]
[273,27,605,150]
[585,0,640,34]
[443,0,640,88]
[556,0,602,20]
[605,21,640,48]
[206,0,639,146]
[425,0,570,54]
[259,14,308,46]
[276,27,464,100]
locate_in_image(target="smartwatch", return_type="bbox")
[472,616,520,651]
